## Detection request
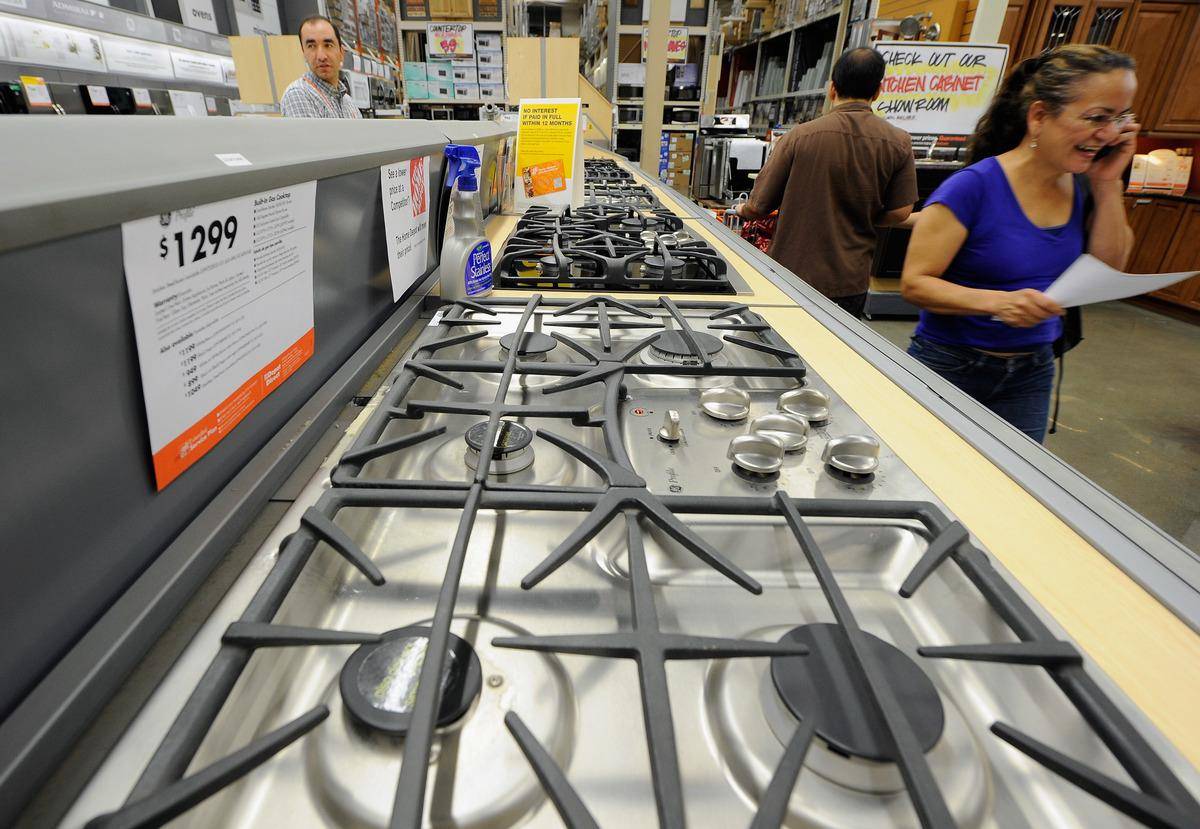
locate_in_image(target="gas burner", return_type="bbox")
[499,331,558,361]
[646,329,725,365]
[771,624,945,765]
[464,420,535,475]
[498,207,732,293]
[339,627,481,736]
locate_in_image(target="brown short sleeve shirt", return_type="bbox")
[745,101,917,298]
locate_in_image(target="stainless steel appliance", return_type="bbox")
[697,113,768,203]
[61,295,1200,829]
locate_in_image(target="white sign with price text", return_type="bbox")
[380,156,432,301]
[121,182,317,489]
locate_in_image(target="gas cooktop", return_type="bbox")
[496,205,742,294]
[67,296,1200,829]
[583,158,636,183]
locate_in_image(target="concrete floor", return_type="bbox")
[868,300,1200,554]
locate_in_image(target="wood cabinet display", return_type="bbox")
[1124,196,1200,309]
[1008,0,1200,135]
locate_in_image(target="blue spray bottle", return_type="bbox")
[439,143,493,301]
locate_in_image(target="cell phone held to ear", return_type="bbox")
[1094,144,1117,161]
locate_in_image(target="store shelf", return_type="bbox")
[722,8,841,54]
[618,99,703,107]
[617,24,710,36]
[662,124,699,131]
[409,99,496,105]
[750,89,827,102]
[399,20,506,31]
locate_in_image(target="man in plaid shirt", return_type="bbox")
[280,15,362,119]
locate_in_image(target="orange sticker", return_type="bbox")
[521,160,567,197]
[151,328,315,488]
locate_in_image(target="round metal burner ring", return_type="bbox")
[648,330,724,365]
[464,420,535,475]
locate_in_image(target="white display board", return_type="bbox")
[102,36,173,79]
[121,182,317,488]
[380,156,432,301]
[0,14,106,72]
[170,48,223,84]
[168,89,208,116]
[872,42,1009,136]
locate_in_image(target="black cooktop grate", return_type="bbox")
[86,296,1200,829]
[498,206,734,294]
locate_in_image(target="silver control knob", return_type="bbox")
[700,387,751,421]
[728,433,785,475]
[749,412,808,452]
[821,435,880,477]
[779,388,831,426]
[658,410,683,442]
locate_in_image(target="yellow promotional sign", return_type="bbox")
[515,98,582,208]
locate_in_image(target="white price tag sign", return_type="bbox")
[121,182,317,488]
[87,85,110,105]
[380,156,432,302]
[132,87,153,108]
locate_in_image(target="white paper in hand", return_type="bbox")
[1044,254,1199,307]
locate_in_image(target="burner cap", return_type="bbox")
[771,623,944,762]
[464,419,534,455]
[499,331,558,357]
[340,626,481,736]
[648,330,724,364]
[619,216,645,231]
[536,255,560,276]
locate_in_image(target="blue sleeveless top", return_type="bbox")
[913,157,1084,349]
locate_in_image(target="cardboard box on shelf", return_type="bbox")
[403,61,427,81]
[454,82,481,99]
[406,79,430,100]
[429,81,455,99]
[452,65,478,83]
[475,33,502,51]
[477,67,503,84]
[478,83,505,100]
[427,62,453,81]
[1127,154,1148,193]
[476,50,503,68]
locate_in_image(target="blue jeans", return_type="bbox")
[907,336,1056,443]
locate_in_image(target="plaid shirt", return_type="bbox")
[280,71,362,119]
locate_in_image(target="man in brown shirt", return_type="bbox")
[737,47,917,318]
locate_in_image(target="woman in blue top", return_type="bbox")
[901,45,1139,442]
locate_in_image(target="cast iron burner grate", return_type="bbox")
[584,182,661,209]
[84,295,1200,829]
[498,206,733,293]
[583,158,635,183]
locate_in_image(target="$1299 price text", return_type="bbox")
[159,216,239,267]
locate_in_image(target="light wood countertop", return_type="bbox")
[477,145,1200,768]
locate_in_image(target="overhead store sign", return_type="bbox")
[640,26,689,64]
[426,22,473,58]
[178,0,218,34]
[121,183,318,489]
[872,41,1009,136]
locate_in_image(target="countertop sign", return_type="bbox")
[380,156,431,301]
[873,41,1009,138]
[121,182,317,488]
